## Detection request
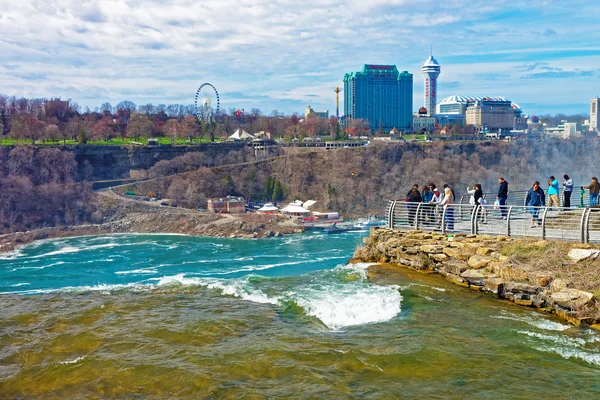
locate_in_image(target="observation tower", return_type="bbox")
[422,54,441,115]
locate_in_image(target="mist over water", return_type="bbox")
[2,232,600,398]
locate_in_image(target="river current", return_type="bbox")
[1,232,600,398]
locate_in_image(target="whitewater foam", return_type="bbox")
[115,268,159,275]
[534,346,600,366]
[156,274,279,304]
[59,356,86,365]
[290,283,402,330]
[492,312,571,331]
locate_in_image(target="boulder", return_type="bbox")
[420,244,445,254]
[460,269,485,286]
[476,247,494,256]
[446,273,469,288]
[568,249,600,262]
[429,253,448,262]
[443,260,469,275]
[443,247,470,260]
[467,255,493,269]
[504,281,539,295]
[550,278,569,292]
[551,289,594,310]
[483,278,504,294]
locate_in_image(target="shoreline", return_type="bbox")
[354,228,600,328]
[0,211,305,255]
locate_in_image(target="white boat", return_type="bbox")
[354,216,386,229]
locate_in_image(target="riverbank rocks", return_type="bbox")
[568,249,600,262]
[354,228,600,326]
[467,255,493,269]
[551,289,594,310]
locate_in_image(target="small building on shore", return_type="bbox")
[207,196,246,213]
[281,200,311,217]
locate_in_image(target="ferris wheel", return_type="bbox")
[194,83,220,121]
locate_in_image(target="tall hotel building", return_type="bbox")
[343,64,413,132]
[422,55,440,115]
[591,97,599,131]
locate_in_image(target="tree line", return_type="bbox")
[0,95,356,144]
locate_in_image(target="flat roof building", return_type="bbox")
[343,64,413,132]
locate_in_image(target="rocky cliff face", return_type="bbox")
[354,228,600,327]
[0,143,248,180]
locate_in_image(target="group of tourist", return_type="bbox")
[404,175,600,231]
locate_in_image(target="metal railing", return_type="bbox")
[456,189,593,208]
[386,200,600,243]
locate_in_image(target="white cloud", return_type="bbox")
[0,0,599,115]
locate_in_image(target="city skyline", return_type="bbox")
[1,1,600,116]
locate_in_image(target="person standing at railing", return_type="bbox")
[473,183,487,223]
[429,185,442,227]
[406,186,422,226]
[467,185,476,206]
[562,174,574,208]
[547,176,560,208]
[441,184,455,231]
[584,177,599,206]
[496,177,509,219]
[526,181,545,228]
[422,185,433,226]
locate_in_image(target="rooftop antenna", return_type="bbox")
[430,45,433,56]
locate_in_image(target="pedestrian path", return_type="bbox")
[386,200,600,244]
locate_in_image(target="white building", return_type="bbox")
[590,97,599,132]
[422,55,441,116]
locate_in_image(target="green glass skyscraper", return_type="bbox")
[343,64,413,132]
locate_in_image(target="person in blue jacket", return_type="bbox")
[525,181,545,228]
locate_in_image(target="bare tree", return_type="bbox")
[92,117,115,142]
[163,119,181,144]
[100,102,113,114]
[126,113,154,141]
[11,114,44,144]
[44,124,60,143]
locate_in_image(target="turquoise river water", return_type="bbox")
[1,231,600,398]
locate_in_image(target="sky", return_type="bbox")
[1,0,600,117]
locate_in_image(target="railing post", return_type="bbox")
[506,206,513,237]
[541,207,549,240]
[414,203,423,230]
[441,205,447,234]
[584,208,592,243]
[387,200,396,229]
[459,195,465,218]
[471,205,479,234]
[580,207,589,243]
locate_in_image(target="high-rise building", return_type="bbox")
[590,97,599,131]
[422,55,440,115]
[343,64,413,132]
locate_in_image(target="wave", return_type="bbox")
[156,274,279,304]
[115,268,159,275]
[289,283,402,330]
[534,346,600,366]
[492,312,571,331]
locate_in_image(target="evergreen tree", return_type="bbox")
[264,177,274,201]
[221,173,235,195]
[272,179,284,202]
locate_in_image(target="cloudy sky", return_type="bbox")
[1,0,599,116]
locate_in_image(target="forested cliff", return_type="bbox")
[1,139,598,233]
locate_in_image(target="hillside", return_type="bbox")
[127,138,600,217]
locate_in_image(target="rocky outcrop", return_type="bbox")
[354,228,600,326]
